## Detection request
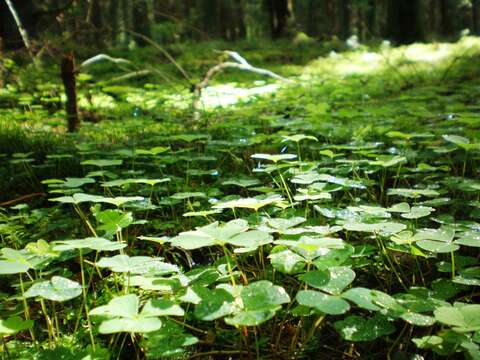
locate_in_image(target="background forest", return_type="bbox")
[1,0,480,52]
[1,1,480,360]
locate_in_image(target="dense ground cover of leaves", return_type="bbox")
[0,38,480,359]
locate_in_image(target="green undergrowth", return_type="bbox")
[0,38,479,359]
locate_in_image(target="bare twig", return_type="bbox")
[79,52,181,93]
[187,350,250,359]
[127,29,190,81]
[441,47,474,81]
[100,69,151,84]
[152,10,210,40]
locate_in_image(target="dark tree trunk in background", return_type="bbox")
[60,52,79,133]
[88,0,102,29]
[338,0,350,40]
[182,0,196,39]
[201,0,219,38]
[428,0,437,36]
[87,0,103,47]
[108,0,119,45]
[265,0,290,39]
[356,4,366,41]
[1,0,473,50]
[218,0,231,40]
[306,0,317,36]
[214,0,246,41]
[473,0,479,34]
[119,0,133,45]
[440,0,454,37]
[235,0,247,39]
[325,0,334,37]
[133,0,152,45]
[386,0,423,44]
[366,0,376,38]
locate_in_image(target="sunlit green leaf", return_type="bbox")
[334,314,395,341]
[0,316,33,335]
[24,276,82,302]
[297,290,350,315]
[96,255,179,275]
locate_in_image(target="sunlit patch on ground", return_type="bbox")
[165,82,281,110]
[302,36,480,79]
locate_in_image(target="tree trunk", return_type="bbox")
[473,0,479,34]
[201,0,219,38]
[87,0,103,47]
[366,0,376,38]
[306,0,317,37]
[265,0,290,39]
[429,0,437,35]
[235,0,247,39]
[218,0,231,40]
[338,0,350,40]
[440,0,454,38]
[386,0,423,44]
[133,0,152,45]
[60,53,79,133]
[108,0,119,45]
[356,4,365,41]
[119,0,133,46]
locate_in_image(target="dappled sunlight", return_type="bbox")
[195,82,280,109]
[403,43,451,63]
[77,93,116,110]
[165,82,281,110]
[302,36,480,79]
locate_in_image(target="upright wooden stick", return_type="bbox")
[61,52,80,132]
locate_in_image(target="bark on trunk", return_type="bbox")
[60,53,79,133]
[108,0,119,45]
[386,0,423,44]
[473,0,479,34]
[235,0,247,39]
[266,0,290,39]
[440,0,453,37]
[338,0,351,40]
[366,0,376,38]
[133,0,152,46]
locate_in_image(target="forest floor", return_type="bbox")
[0,37,480,359]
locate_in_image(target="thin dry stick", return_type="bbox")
[187,350,250,359]
[0,193,45,207]
[127,29,190,81]
[101,69,151,84]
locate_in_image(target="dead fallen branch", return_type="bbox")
[80,54,133,69]
[192,50,292,121]
[0,193,46,207]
